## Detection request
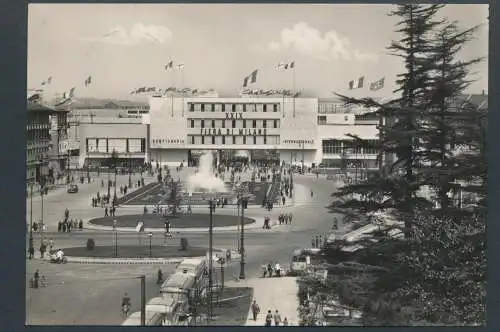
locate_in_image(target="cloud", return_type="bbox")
[82,23,173,45]
[267,22,378,62]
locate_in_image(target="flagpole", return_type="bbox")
[282,92,285,118]
[171,69,175,117]
[292,66,296,118]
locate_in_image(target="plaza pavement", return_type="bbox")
[225,276,300,326]
[26,174,345,325]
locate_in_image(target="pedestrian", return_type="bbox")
[39,242,46,259]
[273,310,282,326]
[33,270,40,289]
[283,317,289,326]
[251,300,260,321]
[79,219,83,230]
[282,196,285,206]
[28,246,34,260]
[157,268,163,285]
[62,222,67,233]
[104,206,109,217]
[57,221,62,232]
[265,310,273,327]
[289,213,293,224]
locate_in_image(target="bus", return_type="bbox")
[121,310,165,326]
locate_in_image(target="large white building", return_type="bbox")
[147,95,380,168]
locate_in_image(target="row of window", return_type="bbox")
[189,103,280,113]
[85,138,146,153]
[322,139,379,155]
[189,119,279,129]
[26,147,48,163]
[188,135,280,145]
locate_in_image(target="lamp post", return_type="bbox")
[148,232,153,257]
[113,167,117,206]
[239,197,247,280]
[207,198,216,321]
[113,219,118,257]
[29,182,34,256]
[299,141,305,172]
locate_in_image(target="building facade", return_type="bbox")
[27,101,55,183]
[147,96,381,168]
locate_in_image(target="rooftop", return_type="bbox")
[27,101,56,113]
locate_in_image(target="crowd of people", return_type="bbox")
[251,301,290,327]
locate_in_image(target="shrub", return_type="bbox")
[86,238,95,251]
[180,238,188,251]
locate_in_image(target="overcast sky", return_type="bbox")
[28,4,488,100]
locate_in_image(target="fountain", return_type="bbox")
[186,152,227,193]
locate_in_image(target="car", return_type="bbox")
[67,184,78,194]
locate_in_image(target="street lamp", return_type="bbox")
[206,198,216,321]
[113,219,118,258]
[28,182,34,257]
[299,141,305,172]
[239,196,248,280]
[113,167,118,207]
[148,232,153,257]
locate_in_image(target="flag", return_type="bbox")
[165,87,176,92]
[370,77,385,91]
[129,89,136,95]
[136,87,146,93]
[165,61,174,70]
[288,61,295,69]
[146,87,156,92]
[177,64,185,70]
[47,76,52,84]
[275,62,285,70]
[242,76,249,88]
[181,87,191,93]
[40,81,46,86]
[28,93,41,102]
[349,80,354,90]
[250,69,258,84]
[84,76,92,87]
[68,87,76,98]
[294,91,301,98]
[357,76,364,89]
[191,89,198,94]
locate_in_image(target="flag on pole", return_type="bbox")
[370,77,385,91]
[357,76,364,88]
[47,76,52,84]
[274,63,284,70]
[40,81,46,86]
[242,76,249,88]
[284,61,295,70]
[165,61,174,70]
[349,80,354,90]
[68,87,76,98]
[84,76,92,87]
[28,93,41,102]
[250,69,258,84]
[177,64,185,70]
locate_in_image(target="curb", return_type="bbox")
[64,257,185,264]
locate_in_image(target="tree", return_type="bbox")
[321,4,486,325]
[163,179,182,217]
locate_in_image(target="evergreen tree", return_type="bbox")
[318,5,487,325]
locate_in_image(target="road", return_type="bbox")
[26,172,342,325]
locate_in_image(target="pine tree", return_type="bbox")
[418,21,483,213]
[320,5,487,325]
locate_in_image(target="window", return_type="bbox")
[232,136,236,144]
[273,120,278,128]
[212,136,215,144]
[190,120,194,128]
[273,104,278,112]
[243,136,246,144]
[252,120,256,128]
[211,120,215,128]
[232,120,236,128]
[263,120,267,128]
[243,120,247,128]
[222,104,226,112]
[189,104,194,112]
[253,136,257,144]
[201,136,205,144]
[232,104,236,112]
[201,104,205,112]
[201,120,205,128]
[243,104,247,112]
[322,139,342,154]
[317,116,327,125]
[264,136,267,144]
[263,104,267,112]
[191,136,195,144]
[222,136,225,144]
[222,120,226,128]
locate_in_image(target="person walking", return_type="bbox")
[265,310,273,327]
[273,310,282,326]
[251,300,260,321]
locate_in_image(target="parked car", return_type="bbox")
[67,184,78,194]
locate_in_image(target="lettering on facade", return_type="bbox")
[200,128,267,136]
[283,139,314,144]
[225,112,244,120]
[152,138,185,144]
